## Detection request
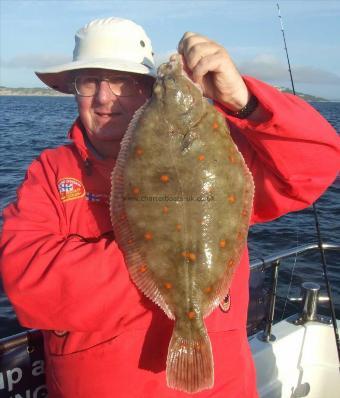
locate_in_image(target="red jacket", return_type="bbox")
[0,77,339,398]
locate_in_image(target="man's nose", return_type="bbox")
[95,80,117,103]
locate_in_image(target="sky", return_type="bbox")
[1,0,340,100]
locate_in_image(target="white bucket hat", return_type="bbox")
[35,17,156,94]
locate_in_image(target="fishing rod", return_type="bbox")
[276,2,340,368]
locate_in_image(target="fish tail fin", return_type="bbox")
[166,321,214,393]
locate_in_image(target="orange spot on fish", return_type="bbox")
[160,175,169,183]
[181,251,196,262]
[213,121,219,129]
[144,231,153,241]
[228,155,236,164]
[237,232,243,240]
[228,259,235,267]
[187,311,196,320]
[132,187,140,195]
[242,209,248,216]
[135,146,144,157]
[139,264,148,273]
[204,286,212,293]
[198,154,205,161]
[162,206,169,214]
[188,252,196,262]
[176,223,182,231]
[227,194,236,203]
[127,239,134,244]
[164,282,172,289]
[219,239,227,248]
[119,212,127,221]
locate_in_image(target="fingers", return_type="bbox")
[177,32,228,81]
[177,32,196,53]
[191,51,225,83]
[188,43,221,72]
[177,31,248,108]
[178,32,208,56]
[178,32,219,68]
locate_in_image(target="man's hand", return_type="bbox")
[177,32,250,112]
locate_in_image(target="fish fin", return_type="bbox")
[166,321,214,393]
[124,99,150,140]
[110,100,148,236]
[111,99,175,320]
[128,257,175,319]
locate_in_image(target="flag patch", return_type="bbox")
[58,177,85,202]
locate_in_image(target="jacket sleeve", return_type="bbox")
[0,154,140,333]
[215,76,340,223]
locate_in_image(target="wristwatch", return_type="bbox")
[225,94,259,119]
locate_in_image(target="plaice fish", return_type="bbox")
[110,54,254,393]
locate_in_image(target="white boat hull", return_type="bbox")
[250,318,340,398]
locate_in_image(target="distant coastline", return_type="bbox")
[0,85,331,102]
[0,86,71,97]
[273,86,328,102]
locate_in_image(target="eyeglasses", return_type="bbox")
[74,74,150,97]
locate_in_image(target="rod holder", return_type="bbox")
[300,282,320,322]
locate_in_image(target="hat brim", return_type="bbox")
[35,58,156,94]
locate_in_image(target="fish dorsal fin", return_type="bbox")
[110,100,150,226]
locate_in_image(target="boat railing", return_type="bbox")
[250,243,340,271]
[249,242,340,342]
[0,328,42,355]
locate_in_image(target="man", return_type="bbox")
[0,17,339,398]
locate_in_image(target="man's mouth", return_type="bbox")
[95,111,122,118]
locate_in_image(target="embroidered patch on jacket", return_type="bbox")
[58,177,85,202]
[86,192,108,205]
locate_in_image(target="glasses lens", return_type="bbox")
[108,76,137,97]
[75,76,97,96]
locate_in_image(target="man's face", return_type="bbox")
[75,68,153,158]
